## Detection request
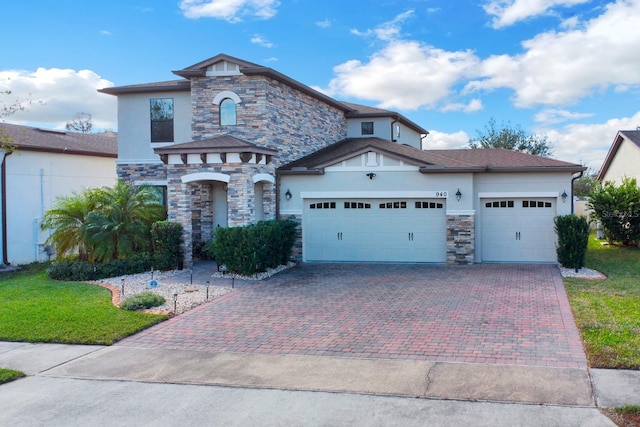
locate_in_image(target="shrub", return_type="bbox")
[120,292,166,311]
[588,177,640,245]
[554,214,590,271]
[47,256,153,281]
[151,221,184,270]
[208,220,297,275]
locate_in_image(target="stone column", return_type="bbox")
[168,180,193,269]
[446,214,475,265]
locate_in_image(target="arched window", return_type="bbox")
[220,98,236,126]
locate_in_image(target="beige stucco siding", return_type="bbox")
[117,91,192,163]
[5,151,116,264]
[601,139,640,185]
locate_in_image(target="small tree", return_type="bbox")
[587,177,640,245]
[469,118,552,157]
[65,112,93,134]
[555,215,590,271]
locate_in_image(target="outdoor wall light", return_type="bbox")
[366,172,376,180]
[561,190,568,202]
[456,188,462,202]
[285,189,292,200]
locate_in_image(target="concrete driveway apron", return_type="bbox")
[118,263,586,369]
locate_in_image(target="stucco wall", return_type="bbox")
[601,139,640,185]
[4,151,116,265]
[345,118,422,148]
[117,91,192,162]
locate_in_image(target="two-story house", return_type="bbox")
[100,53,584,267]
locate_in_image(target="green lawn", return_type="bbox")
[0,368,25,384]
[564,235,640,369]
[0,263,167,345]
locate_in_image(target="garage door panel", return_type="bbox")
[304,199,446,263]
[482,198,556,263]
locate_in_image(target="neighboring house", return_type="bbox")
[100,53,584,267]
[0,123,117,265]
[597,130,640,185]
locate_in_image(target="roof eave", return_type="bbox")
[276,168,325,176]
[98,81,190,95]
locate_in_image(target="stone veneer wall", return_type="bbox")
[190,75,347,167]
[117,163,167,182]
[446,214,475,265]
[280,213,303,261]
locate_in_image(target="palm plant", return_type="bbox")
[41,188,103,261]
[84,181,166,261]
[42,181,167,263]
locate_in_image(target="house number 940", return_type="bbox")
[435,191,448,197]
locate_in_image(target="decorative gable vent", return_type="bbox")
[206,61,241,77]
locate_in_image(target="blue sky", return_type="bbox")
[1,0,640,171]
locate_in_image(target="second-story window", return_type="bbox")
[361,121,374,135]
[150,98,174,142]
[220,98,237,126]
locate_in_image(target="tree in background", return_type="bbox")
[65,112,93,134]
[573,169,599,199]
[468,118,552,157]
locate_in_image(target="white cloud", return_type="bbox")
[316,19,332,28]
[423,130,470,150]
[441,98,484,113]
[179,0,280,22]
[467,0,640,107]
[541,110,640,170]
[534,108,593,125]
[0,68,116,131]
[326,40,479,110]
[351,10,415,42]
[100,30,114,36]
[251,34,274,48]
[484,0,590,28]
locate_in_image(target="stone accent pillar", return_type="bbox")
[262,181,276,221]
[168,180,193,269]
[446,214,475,265]
[227,170,254,227]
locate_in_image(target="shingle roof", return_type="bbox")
[340,102,428,135]
[278,137,584,174]
[153,134,278,155]
[597,130,640,180]
[0,122,117,157]
[99,79,190,95]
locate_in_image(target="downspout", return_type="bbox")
[571,171,584,214]
[391,116,399,142]
[1,151,12,265]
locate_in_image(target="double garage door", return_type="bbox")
[481,198,557,263]
[304,199,446,263]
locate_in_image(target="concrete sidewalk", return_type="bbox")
[1,341,638,408]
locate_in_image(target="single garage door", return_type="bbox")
[304,199,446,262]
[481,198,557,263]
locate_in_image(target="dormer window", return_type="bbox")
[361,121,374,135]
[220,98,237,126]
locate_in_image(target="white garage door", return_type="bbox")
[304,199,446,262]
[481,198,557,263]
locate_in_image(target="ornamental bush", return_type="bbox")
[151,221,184,271]
[587,177,640,245]
[554,214,590,271]
[47,256,153,281]
[120,292,166,311]
[207,220,297,275]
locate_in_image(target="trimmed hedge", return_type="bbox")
[151,221,184,271]
[555,214,590,271]
[206,220,297,275]
[120,292,166,310]
[47,256,153,281]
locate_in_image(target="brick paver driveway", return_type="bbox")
[119,264,587,368]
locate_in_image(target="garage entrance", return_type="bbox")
[303,199,446,262]
[481,198,557,263]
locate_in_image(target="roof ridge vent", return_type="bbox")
[36,128,67,135]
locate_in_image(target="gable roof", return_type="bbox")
[0,122,117,157]
[277,137,585,175]
[340,102,428,136]
[99,79,190,95]
[597,130,640,180]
